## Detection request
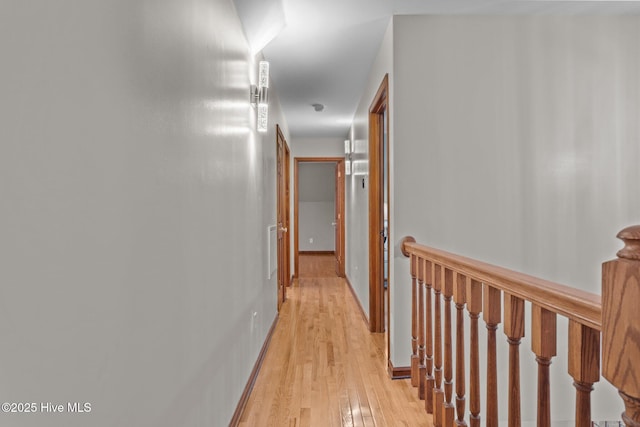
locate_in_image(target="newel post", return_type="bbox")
[602,226,640,427]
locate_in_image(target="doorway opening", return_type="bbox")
[368,74,390,355]
[293,157,345,279]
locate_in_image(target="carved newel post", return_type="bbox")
[602,226,640,426]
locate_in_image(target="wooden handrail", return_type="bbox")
[400,226,640,427]
[402,241,601,330]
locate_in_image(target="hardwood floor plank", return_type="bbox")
[239,255,432,426]
[300,408,311,426]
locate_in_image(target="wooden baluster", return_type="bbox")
[531,305,557,427]
[483,284,501,427]
[568,320,599,427]
[418,258,426,400]
[411,254,419,388]
[504,293,525,427]
[454,274,468,427]
[443,268,455,427]
[425,260,435,413]
[467,279,483,427]
[433,265,444,427]
[602,226,640,427]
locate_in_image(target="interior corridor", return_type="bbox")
[239,255,432,426]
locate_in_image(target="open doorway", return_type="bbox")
[293,157,345,279]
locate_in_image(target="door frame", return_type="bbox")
[285,141,291,286]
[293,157,346,279]
[276,125,291,311]
[368,74,389,335]
[334,161,345,277]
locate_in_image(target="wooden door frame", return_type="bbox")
[284,141,291,286]
[293,157,346,279]
[276,125,291,310]
[368,74,389,334]
[334,161,345,277]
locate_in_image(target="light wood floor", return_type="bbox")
[297,252,339,278]
[239,255,433,427]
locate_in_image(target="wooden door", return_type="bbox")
[276,125,289,311]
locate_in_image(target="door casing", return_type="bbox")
[368,75,390,340]
[276,125,291,311]
[334,162,345,277]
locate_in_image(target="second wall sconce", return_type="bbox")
[344,139,352,175]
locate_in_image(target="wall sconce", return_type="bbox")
[250,61,270,132]
[344,139,352,176]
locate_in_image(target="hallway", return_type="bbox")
[239,255,431,426]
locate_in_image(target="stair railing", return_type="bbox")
[400,226,640,427]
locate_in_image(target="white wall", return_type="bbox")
[0,1,288,426]
[299,163,336,252]
[390,15,639,424]
[292,137,344,158]
[346,20,394,324]
[299,202,335,251]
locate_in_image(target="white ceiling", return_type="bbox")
[234,0,640,138]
